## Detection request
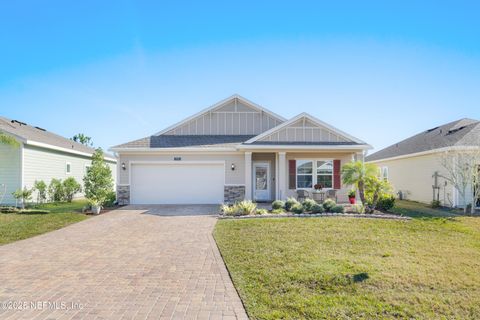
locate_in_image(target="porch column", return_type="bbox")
[278,152,287,200]
[244,152,252,200]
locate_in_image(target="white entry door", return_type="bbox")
[253,162,271,202]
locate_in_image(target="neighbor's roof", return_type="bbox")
[366,118,480,162]
[0,116,115,160]
[112,135,256,149]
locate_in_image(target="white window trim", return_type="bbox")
[381,166,389,181]
[296,159,334,190]
[66,162,72,175]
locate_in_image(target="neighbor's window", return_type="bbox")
[381,166,389,181]
[66,162,71,174]
[316,160,333,188]
[296,160,313,188]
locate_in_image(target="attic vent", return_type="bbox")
[426,126,439,132]
[447,126,466,135]
[11,120,27,126]
[35,126,46,131]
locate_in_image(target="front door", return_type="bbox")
[253,162,270,202]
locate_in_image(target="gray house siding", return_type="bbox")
[0,144,21,205]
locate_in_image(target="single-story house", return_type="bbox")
[0,117,117,205]
[110,95,371,205]
[366,118,480,209]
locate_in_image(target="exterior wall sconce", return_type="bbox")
[231,163,236,171]
[121,162,126,170]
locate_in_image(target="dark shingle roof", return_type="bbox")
[366,118,480,162]
[112,135,256,149]
[0,116,114,158]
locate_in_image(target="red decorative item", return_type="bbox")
[314,184,323,190]
[348,196,356,204]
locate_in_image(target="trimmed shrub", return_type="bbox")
[331,205,345,213]
[221,204,237,216]
[302,199,317,212]
[285,197,300,211]
[103,191,116,207]
[63,177,82,202]
[272,200,285,210]
[0,207,19,213]
[291,203,304,214]
[376,194,396,211]
[256,208,268,215]
[311,204,325,214]
[323,199,337,212]
[236,201,257,215]
[271,208,285,214]
[48,179,64,202]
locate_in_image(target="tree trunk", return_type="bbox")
[358,180,366,205]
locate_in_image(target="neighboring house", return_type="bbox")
[366,118,480,208]
[0,117,116,205]
[110,95,371,205]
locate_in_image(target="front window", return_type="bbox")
[381,166,389,181]
[296,160,313,188]
[66,162,71,174]
[316,160,333,188]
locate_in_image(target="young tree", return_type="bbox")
[12,187,33,209]
[83,148,113,206]
[341,161,379,207]
[33,180,47,203]
[63,177,82,202]
[440,150,480,214]
[72,133,93,147]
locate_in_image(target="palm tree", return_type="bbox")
[341,160,378,206]
[0,132,19,147]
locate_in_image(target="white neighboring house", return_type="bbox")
[0,117,117,205]
[366,118,480,209]
[110,95,372,205]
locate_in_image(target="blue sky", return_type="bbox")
[1,1,479,152]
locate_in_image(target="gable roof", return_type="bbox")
[154,94,287,136]
[244,113,369,146]
[0,116,116,161]
[366,118,480,162]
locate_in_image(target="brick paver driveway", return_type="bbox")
[0,208,248,320]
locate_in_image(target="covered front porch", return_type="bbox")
[243,150,365,203]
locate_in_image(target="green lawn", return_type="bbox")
[0,200,89,245]
[214,201,480,319]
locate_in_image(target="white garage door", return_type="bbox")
[130,162,225,204]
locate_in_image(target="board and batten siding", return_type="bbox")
[23,145,116,201]
[164,100,283,135]
[118,153,245,186]
[0,144,21,205]
[258,118,350,143]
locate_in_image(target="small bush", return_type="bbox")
[221,204,237,216]
[271,208,285,214]
[291,203,304,214]
[376,194,396,211]
[63,177,82,202]
[285,197,300,211]
[431,199,441,209]
[48,179,64,202]
[302,199,317,212]
[323,199,337,212]
[272,200,285,210]
[311,204,325,213]
[349,204,365,214]
[34,180,47,203]
[103,191,116,207]
[256,208,268,215]
[331,205,345,213]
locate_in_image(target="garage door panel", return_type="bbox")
[130,163,224,204]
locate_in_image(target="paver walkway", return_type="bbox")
[0,208,248,320]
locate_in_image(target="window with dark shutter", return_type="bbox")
[288,160,296,189]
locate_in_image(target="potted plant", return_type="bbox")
[89,199,102,215]
[348,189,356,204]
[313,184,323,193]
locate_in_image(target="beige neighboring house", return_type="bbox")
[366,118,480,209]
[0,117,116,205]
[110,95,371,205]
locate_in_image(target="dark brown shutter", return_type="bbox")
[288,160,296,189]
[333,159,341,189]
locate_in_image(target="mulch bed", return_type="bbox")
[219,212,411,221]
